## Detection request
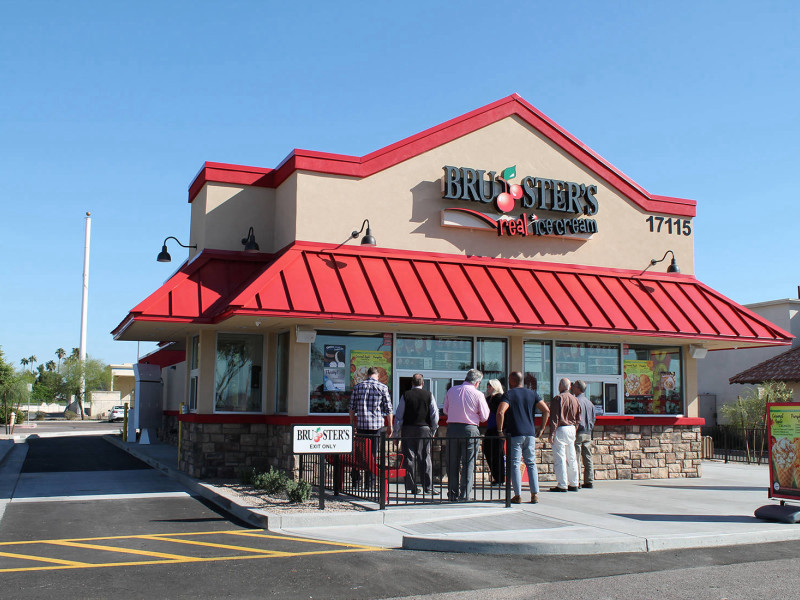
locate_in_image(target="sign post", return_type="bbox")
[293,425,354,510]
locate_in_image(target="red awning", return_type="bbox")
[113,242,792,348]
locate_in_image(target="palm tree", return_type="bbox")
[71,348,80,359]
[20,357,29,371]
[56,348,66,373]
[45,360,56,372]
[28,355,37,374]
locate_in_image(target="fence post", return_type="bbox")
[333,454,340,496]
[318,453,325,510]
[379,430,386,510]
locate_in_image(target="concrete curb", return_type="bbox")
[402,533,648,555]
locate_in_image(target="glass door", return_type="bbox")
[555,374,620,415]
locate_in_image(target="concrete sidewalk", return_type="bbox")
[106,436,800,555]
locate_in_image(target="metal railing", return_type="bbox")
[296,431,513,508]
[701,425,769,464]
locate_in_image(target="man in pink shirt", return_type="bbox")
[444,369,490,501]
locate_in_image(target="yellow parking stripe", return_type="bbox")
[50,541,191,561]
[140,535,289,556]
[226,530,387,551]
[0,550,89,567]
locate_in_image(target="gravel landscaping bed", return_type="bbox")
[205,481,371,513]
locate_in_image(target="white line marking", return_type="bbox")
[10,492,190,503]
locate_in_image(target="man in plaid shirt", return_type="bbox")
[349,367,393,488]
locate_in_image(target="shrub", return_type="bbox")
[0,406,25,425]
[35,411,47,421]
[238,466,257,485]
[64,410,79,420]
[252,467,288,495]
[286,479,312,503]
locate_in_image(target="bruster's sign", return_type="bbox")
[441,165,599,237]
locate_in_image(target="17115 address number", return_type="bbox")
[646,216,691,236]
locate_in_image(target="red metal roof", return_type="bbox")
[113,243,792,347]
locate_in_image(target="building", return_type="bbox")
[113,94,792,480]
[697,298,799,424]
[729,345,800,400]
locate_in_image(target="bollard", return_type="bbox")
[178,402,185,465]
[122,402,129,442]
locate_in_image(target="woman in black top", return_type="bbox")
[482,379,506,485]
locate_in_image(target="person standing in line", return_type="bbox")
[482,379,506,485]
[496,371,550,504]
[443,369,490,502]
[349,366,393,488]
[395,373,438,494]
[546,377,581,492]
[572,379,596,488]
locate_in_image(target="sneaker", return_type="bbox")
[549,487,567,492]
[567,485,579,492]
[510,495,522,504]
[582,482,593,488]
[530,493,539,504]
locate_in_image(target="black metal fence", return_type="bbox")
[701,425,769,464]
[297,431,513,508]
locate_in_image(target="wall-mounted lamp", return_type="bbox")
[644,250,680,274]
[351,219,376,246]
[157,236,197,263]
[689,344,708,359]
[241,227,260,252]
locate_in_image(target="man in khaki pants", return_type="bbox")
[572,380,596,488]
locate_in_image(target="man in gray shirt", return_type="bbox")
[572,380,596,488]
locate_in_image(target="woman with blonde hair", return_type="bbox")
[482,378,506,485]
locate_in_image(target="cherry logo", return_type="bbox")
[313,428,323,443]
[495,165,523,213]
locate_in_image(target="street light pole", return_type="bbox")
[79,211,91,419]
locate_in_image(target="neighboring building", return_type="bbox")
[697,298,799,424]
[729,346,800,401]
[112,94,792,480]
[88,364,135,418]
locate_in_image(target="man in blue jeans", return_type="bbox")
[496,371,551,504]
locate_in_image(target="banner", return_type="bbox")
[350,350,392,387]
[767,402,800,500]
[323,344,346,391]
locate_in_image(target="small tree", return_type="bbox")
[57,356,111,419]
[1,348,28,432]
[721,381,792,463]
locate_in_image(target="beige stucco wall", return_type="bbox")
[190,183,275,256]
[190,116,693,273]
[290,116,694,273]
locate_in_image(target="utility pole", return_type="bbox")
[79,211,91,419]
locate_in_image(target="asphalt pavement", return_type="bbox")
[99,436,800,556]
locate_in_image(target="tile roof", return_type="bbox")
[729,346,800,383]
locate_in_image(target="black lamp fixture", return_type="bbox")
[157,236,197,263]
[648,250,680,273]
[351,219,376,246]
[241,227,260,252]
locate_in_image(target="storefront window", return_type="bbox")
[555,342,620,375]
[395,335,472,371]
[476,337,507,392]
[214,333,263,412]
[275,331,289,414]
[524,340,553,399]
[623,345,683,415]
[310,331,392,414]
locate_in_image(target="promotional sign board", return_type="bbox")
[767,402,800,500]
[292,425,353,454]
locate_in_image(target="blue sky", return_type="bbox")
[1,1,798,368]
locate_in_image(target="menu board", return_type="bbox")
[768,402,800,500]
[350,350,392,388]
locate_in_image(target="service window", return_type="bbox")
[622,345,683,415]
[214,333,264,413]
[523,340,553,400]
[310,331,392,414]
